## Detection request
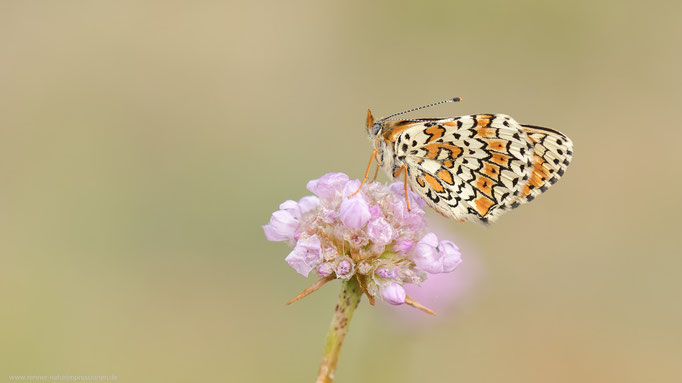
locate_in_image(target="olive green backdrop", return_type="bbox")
[1,1,680,382]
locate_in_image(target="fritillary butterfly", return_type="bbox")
[355,97,573,223]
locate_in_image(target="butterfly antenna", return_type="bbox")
[379,97,462,121]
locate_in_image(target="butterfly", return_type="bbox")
[353,97,573,223]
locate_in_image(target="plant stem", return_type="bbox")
[316,277,362,383]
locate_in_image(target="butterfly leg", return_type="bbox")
[348,148,377,198]
[393,164,410,211]
[370,152,380,182]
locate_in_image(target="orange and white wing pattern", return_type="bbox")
[393,114,534,223]
[509,124,574,208]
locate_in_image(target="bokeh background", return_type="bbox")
[1,1,681,382]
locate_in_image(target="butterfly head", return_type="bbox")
[366,109,384,139]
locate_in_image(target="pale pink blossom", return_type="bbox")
[263,172,464,307]
[412,233,462,274]
[366,217,393,246]
[339,197,371,228]
[285,235,323,276]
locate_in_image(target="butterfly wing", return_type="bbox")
[509,124,574,208]
[394,114,534,223]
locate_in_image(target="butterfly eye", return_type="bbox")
[371,123,382,137]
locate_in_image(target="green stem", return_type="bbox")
[316,277,362,383]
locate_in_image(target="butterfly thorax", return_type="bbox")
[374,133,400,177]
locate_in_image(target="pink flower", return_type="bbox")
[263,202,300,242]
[306,173,349,202]
[388,181,426,207]
[278,200,301,219]
[285,235,323,276]
[317,263,334,276]
[366,217,393,246]
[412,233,462,274]
[264,172,466,312]
[374,266,397,280]
[393,239,413,254]
[298,196,320,214]
[335,258,355,280]
[339,197,371,229]
[381,283,406,305]
[369,205,383,219]
[390,197,426,232]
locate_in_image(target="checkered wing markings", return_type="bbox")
[395,114,533,222]
[509,124,574,208]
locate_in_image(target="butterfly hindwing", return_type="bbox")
[509,124,574,208]
[395,114,534,223]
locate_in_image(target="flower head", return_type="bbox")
[264,172,463,309]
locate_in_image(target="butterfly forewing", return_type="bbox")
[394,114,534,223]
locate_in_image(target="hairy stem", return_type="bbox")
[316,277,362,383]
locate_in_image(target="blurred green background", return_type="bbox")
[1,1,681,382]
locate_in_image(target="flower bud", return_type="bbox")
[321,244,338,261]
[334,257,355,280]
[317,263,334,276]
[393,239,414,254]
[366,217,393,246]
[381,283,406,305]
[306,173,349,202]
[374,266,397,280]
[357,261,372,275]
[339,197,371,229]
